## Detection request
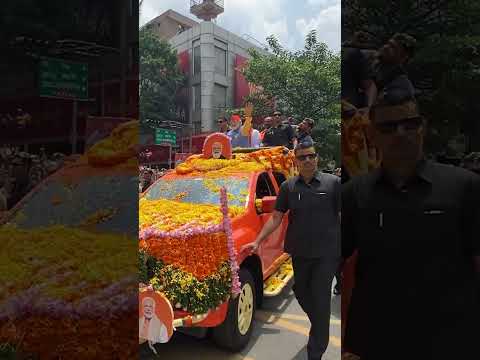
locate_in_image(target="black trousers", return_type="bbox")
[292,256,338,360]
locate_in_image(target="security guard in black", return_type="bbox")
[342,160,480,359]
[275,171,341,258]
[276,169,340,360]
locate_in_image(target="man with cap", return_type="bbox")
[227,103,257,148]
[342,98,479,359]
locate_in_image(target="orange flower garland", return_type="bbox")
[140,232,228,280]
[175,146,297,179]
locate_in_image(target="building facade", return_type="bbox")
[146,10,267,134]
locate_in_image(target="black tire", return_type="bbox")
[212,267,256,352]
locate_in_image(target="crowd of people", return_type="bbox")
[139,165,166,193]
[216,110,316,151]
[0,146,66,212]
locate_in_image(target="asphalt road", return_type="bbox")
[141,281,341,360]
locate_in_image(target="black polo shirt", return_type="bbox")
[342,160,479,356]
[275,171,341,259]
[297,132,313,144]
[262,124,296,149]
[373,62,415,104]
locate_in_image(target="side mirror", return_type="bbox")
[261,196,277,213]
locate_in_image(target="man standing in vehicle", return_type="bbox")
[262,111,297,149]
[242,140,341,360]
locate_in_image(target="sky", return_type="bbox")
[140,0,340,52]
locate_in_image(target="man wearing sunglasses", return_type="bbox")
[262,111,297,149]
[217,116,229,134]
[342,99,479,359]
[242,140,341,360]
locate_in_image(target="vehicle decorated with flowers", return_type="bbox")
[139,132,296,351]
[0,121,139,359]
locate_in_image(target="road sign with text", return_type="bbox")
[155,128,176,145]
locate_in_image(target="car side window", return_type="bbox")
[272,172,286,190]
[256,172,275,199]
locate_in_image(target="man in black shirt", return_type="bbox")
[297,118,315,144]
[342,99,479,359]
[262,111,297,149]
[242,141,341,360]
[373,33,416,104]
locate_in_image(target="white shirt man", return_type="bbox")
[139,297,168,344]
[251,128,261,148]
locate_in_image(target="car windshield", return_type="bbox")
[6,175,138,237]
[144,176,250,207]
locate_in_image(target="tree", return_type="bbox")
[139,27,185,131]
[242,30,341,164]
[343,0,480,153]
[0,0,120,46]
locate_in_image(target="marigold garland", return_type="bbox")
[0,120,140,358]
[0,226,137,359]
[139,198,245,232]
[86,120,138,167]
[140,187,244,313]
[175,146,297,178]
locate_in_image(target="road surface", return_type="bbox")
[141,281,341,360]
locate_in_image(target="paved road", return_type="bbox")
[141,281,341,360]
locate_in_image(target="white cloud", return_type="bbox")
[307,0,339,7]
[296,4,340,52]
[140,0,340,51]
[217,0,291,48]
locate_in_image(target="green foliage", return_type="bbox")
[0,344,17,359]
[0,0,118,44]
[343,0,480,153]
[149,261,232,315]
[242,30,341,162]
[139,27,186,131]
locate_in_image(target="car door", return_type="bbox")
[255,171,284,272]
[270,171,289,256]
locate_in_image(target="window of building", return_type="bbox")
[213,84,227,117]
[193,39,201,75]
[215,46,226,76]
[193,85,201,111]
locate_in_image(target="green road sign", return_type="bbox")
[39,58,88,99]
[155,128,176,145]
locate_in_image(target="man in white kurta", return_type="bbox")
[139,297,168,343]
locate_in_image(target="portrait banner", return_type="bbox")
[139,288,174,345]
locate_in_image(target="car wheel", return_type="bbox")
[212,267,256,352]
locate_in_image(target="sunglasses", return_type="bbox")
[274,114,281,117]
[217,120,226,124]
[296,153,317,161]
[375,117,423,134]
